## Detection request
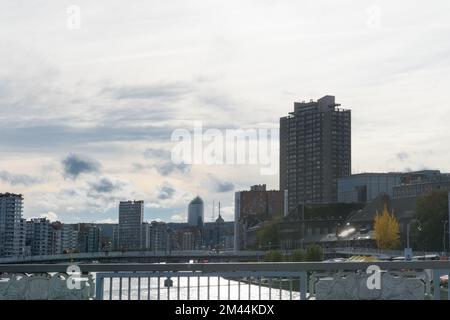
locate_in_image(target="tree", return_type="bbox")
[373,203,400,250]
[412,191,449,251]
[256,221,280,249]
[290,249,305,262]
[304,244,323,261]
[263,250,284,262]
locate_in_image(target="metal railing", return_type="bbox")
[95,271,308,300]
[331,246,436,257]
[0,250,265,264]
[2,261,450,300]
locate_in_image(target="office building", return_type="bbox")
[188,196,204,227]
[337,173,403,203]
[393,170,450,198]
[118,200,144,251]
[280,95,351,210]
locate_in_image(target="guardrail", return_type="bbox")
[331,247,437,257]
[0,250,265,264]
[2,261,450,300]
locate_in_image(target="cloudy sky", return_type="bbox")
[1,0,450,224]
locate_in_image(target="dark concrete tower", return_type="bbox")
[280,96,351,211]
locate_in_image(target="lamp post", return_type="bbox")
[406,219,419,251]
[443,220,448,254]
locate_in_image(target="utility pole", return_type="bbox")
[448,192,450,256]
[444,221,448,254]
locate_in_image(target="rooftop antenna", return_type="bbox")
[218,201,221,218]
[211,200,215,222]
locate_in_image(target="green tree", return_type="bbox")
[263,250,284,262]
[290,249,305,262]
[412,191,449,251]
[304,244,323,261]
[256,221,280,249]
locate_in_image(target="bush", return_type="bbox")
[263,250,284,262]
[290,249,305,262]
[304,245,323,262]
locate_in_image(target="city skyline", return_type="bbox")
[1,1,450,224]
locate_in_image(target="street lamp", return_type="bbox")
[443,221,448,254]
[406,219,419,250]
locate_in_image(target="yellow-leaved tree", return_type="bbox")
[374,203,400,250]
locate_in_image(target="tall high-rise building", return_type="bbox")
[188,196,204,227]
[118,200,144,251]
[280,95,351,210]
[0,193,25,257]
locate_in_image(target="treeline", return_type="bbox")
[263,245,323,262]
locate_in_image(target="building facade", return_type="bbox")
[0,193,25,257]
[112,224,119,251]
[280,96,351,210]
[337,173,403,203]
[26,218,53,256]
[118,200,144,251]
[188,196,204,227]
[393,170,450,199]
[234,185,285,251]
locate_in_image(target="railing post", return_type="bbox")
[95,274,104,300]
[433,269,443,300]
[300,272,307,300]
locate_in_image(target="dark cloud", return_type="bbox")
[156,162,191,176]
[62,153,101,179]
[142,147,191,176]
[89,178,121,193]
[104,83,191,100]
[157,184,176,200]
[143,148,171,160]
[207,174,234,193]
[0,124,175,151]
[215,181,234,193]
[0,170,42,186]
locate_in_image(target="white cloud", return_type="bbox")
[95,218,117,224]
[170,214,186,223]
[39,211,59,222]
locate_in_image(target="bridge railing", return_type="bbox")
[330,246,435,257]
[1,261,450,300]
[0,250,265,264]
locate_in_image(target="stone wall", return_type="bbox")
[0,273,94,300]
[313,270,428,300]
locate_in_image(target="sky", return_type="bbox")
[1,0,450,224]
